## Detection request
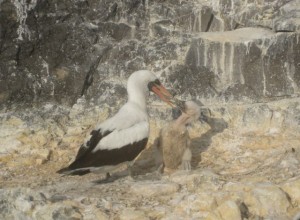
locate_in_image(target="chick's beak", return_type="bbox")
[151,84,174,107]
[172,98,186,113]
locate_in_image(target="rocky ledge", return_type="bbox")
[1,97,300,219]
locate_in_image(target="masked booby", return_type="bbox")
[57,70,174,176]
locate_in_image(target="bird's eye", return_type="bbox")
[154,79,161,85]
[147,81,155,91]
[148,79,161,91]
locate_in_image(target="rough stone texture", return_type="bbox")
[0,188,110,220]
[185,28,300,101]
[273,0,300,32]
[244,183,291,217]
[206,200,242,220]
[0,98,299,219]
[1,0,300,107]
[130,180,180,197]
[1,0,300,219]
[119,208,149,220]
[210,0,292,31]
[281,177,300,206]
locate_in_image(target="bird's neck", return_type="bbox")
[127,78,149,111]
[173,113,190,128]
[128,91,148,110]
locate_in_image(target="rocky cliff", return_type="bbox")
[1,0,300,219]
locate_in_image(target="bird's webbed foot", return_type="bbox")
[181,160,192,171]
[156,163,164,174]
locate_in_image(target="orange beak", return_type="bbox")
[151,84,174,107]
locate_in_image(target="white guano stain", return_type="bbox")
[12,0,37,41]
[42,59,55,96]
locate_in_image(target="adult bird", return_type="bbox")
[57,70,174,176]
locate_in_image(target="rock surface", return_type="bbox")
[1,0,300,107]
[273,0,300,32]
[1,99,300,219]
[186,28,300,101]
[1,0,300,220]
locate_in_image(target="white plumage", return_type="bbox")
[96,102,149,136]
[94,121,149,151]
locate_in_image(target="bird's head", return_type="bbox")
[127,70,174,107]
[172,100,202,125]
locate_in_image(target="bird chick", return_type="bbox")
[157,101,200,173]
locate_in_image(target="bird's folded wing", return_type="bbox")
[73,103,148,162]
[96,103,147,131]
[75,129,111,160]
[93,121,149,152]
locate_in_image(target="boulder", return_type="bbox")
[244,183,291,217]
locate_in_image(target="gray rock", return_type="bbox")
[273,0,300,32]
[0,0,148,107]
[0,188,47,219]
[274,12,300,33]
[185,27,300,101]
[169,169,223,191]
[211,0,291,30]
[1,0,300,109]
[0,188,109,220]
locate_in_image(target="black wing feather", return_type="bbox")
[57,129,111,174]
[75,129,111,160]
[68,138,148,171]
[57,126,149,176]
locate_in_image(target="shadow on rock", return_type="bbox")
[131,145,162,176]
[191,115,228,168]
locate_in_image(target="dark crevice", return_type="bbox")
[205,13,214,32]
[281,189,293,206]
[256,25,273,30]
[16,45,21,66]
[105,3,118,21]
[234,22,244,30]
[28,45,35,57]
[208,81,220,96]
[275,30,295,33]
[81,46,112,96]
[61,13,73,23]
[239,202,250,219]
[128,0,141,14]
